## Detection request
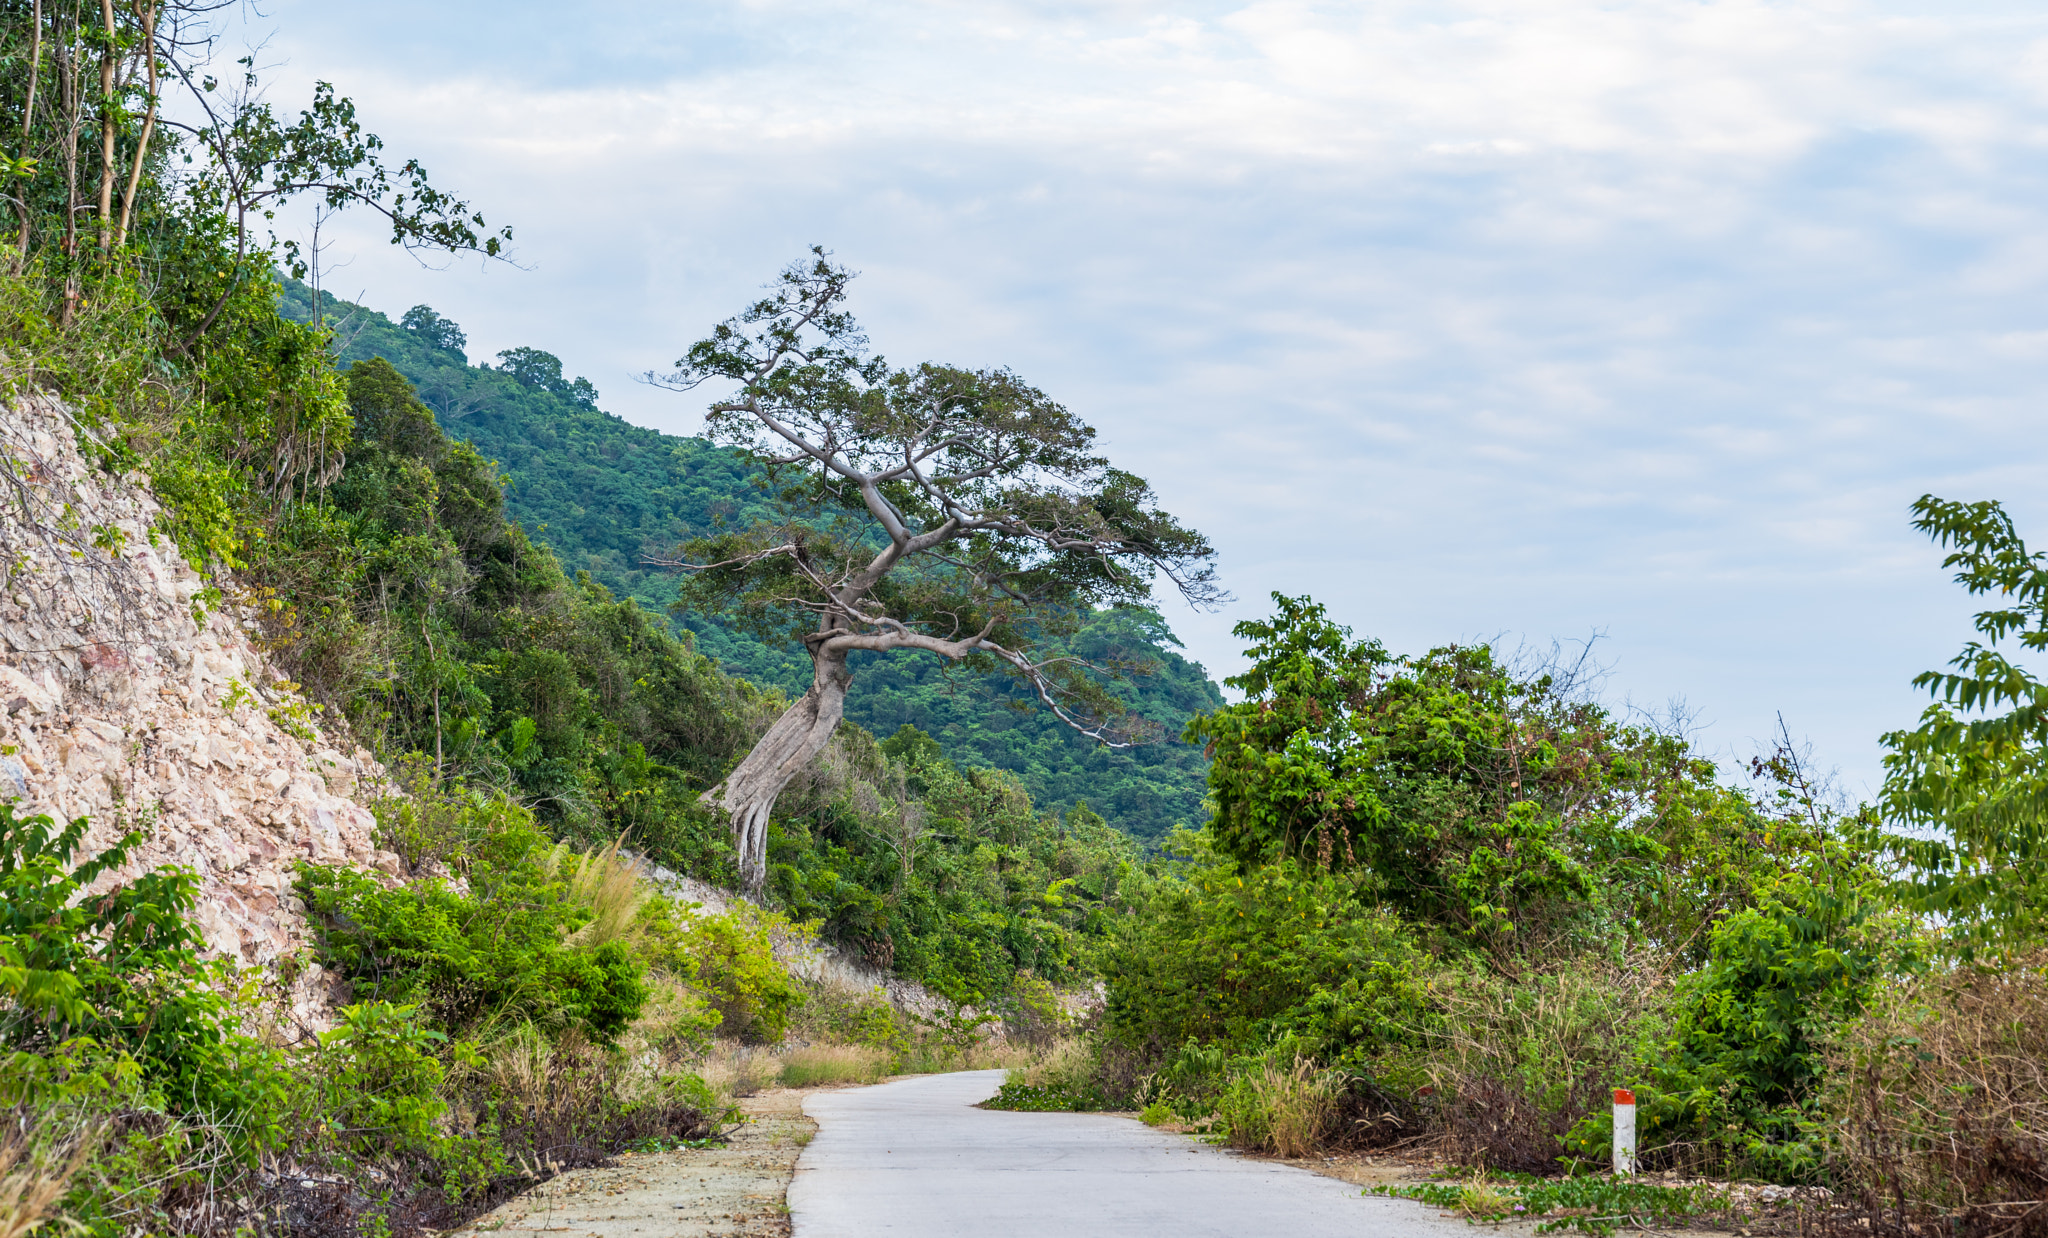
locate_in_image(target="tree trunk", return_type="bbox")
[705,644,851,898]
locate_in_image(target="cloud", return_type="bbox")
[241,0,2048,797]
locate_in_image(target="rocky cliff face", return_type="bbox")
[0,395,398,980]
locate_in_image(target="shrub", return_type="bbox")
[315,1001,456,1164]
[1833,957,2048,1232]
[634,898,804,1043]
[1578,867,1902,1182]
[1103,840,1429,1071]
[1417,956,1670,1174]
[984,1039,1110,1112]
[786,978,905,1051]
[297,817,649,1041]
[0,806,291,1146]
[999,971,1070,1047]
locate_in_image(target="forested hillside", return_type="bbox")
[276,281,1221,837]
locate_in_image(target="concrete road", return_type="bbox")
[789,1070,1473,1238]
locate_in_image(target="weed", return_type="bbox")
[778,1044,892,1088]
[1371,1173,1718,1236]
[1456,1176,1515,1221]
[1216,1056,1340,1157]
[986,1039,1111,1111]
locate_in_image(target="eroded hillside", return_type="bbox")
[0,396,393,995]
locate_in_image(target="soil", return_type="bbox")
[449,1087,817,1238]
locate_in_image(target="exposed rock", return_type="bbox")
[0,395,398,1017]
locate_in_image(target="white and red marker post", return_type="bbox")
[1612,1088,1637,1175]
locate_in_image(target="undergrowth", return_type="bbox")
[1369,1174,1721,1236]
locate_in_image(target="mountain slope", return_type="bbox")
[277,281,1222,837]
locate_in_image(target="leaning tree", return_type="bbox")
[648,250,1224,896]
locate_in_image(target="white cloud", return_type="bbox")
[232,0,2048,799]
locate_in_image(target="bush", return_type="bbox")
[984,1040,1110,1112]
[297,816,650,1041]
[634,898,804,1043]
[1416,956,1671,1174]
[1103,838,1429,1071]
[999,971,1070,1047]
[786,979,906,1051]
[1834,957,2048,1232]
[0,806,291,1146]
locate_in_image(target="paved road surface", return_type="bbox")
[789,1070,1472,1238]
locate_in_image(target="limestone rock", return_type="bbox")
[0,395,392,1022]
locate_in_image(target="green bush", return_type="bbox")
[0,805,291,1146]
[1103,835,1429,1071]
[298,815,649,1041]
[983,1078,1110,1111]
[634,897,805,1043]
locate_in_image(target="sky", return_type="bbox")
[224,0,2048,802]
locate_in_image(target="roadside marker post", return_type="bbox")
[1612,1089,1637,1176]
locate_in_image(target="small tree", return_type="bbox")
[1882,494,2048,954]
[648,250,1223,895]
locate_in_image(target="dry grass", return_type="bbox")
[1219,1056,1342,1158]
[778,1044,894,1088]
[1000,1037,1095,1092]
[1834,956,2048,1235]
[547,834,647,949]
[698,1041,783,1101]
[1420,956,1669,1172]
[0,1124,91,1238]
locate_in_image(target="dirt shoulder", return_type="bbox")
[452,1087,818,1238]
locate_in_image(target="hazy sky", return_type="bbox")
[233,0,2048,800]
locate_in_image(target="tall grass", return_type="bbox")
[0,1123,90,1238]
[697,1042,783,1100]
[779,1044,894,1087]
[1217,1056,1341,1157]
[548,835,647,948]
[1416,956,1669,1172]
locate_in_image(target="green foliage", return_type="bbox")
[983,1079,1111,1111]
[0,805,290,1144]
[1593,855,1905,1181]
[1370,1173,1719,1237]
[1882,495,2048,953]
[768,741,1146,1001]
[660,249,1222,669]
[1191,594,1708,953]
[246,353,756,852]
[1103,831,1428,1071]
[633,898,805,1043]
[297,815,650,1041]
[1091,594,1911,1180]
[315,1001,455,1162]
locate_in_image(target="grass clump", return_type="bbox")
[779,1044,894,1087]
[1214,1055,1341,1157]
[985,1039,1112,1112]
[1371,1174,1719,1236]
